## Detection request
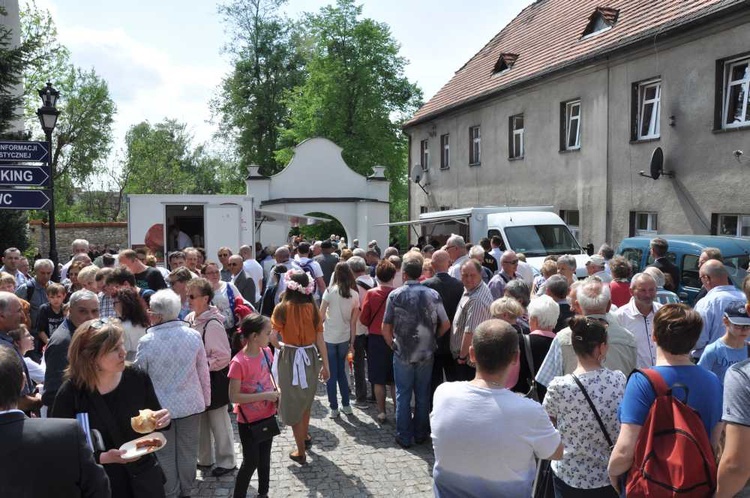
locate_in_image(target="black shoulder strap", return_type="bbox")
[356,280,373,291]
[522,333,536,376]
[571,374,613,447]
[201,318,225,343]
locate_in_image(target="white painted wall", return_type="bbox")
[247,137,391,247]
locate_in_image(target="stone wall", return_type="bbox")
[28,220,128,262]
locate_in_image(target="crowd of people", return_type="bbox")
[0,234,750,497]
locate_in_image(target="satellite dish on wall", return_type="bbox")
[410,164,423,184]
[639,147,675,179]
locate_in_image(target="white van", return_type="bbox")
[387,206,589,278]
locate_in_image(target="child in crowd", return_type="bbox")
[229,314,278,498]
[698,301,750,384]
[33,283,66,357]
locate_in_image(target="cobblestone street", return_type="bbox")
[192,383,435,497]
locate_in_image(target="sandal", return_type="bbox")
[289,451,307,465]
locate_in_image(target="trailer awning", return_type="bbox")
[255,208,331,226]
[376,215,469,227]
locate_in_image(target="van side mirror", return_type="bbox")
[585,243,594,256]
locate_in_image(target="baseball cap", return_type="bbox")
[724,301,750,326]
[586,255,606,267]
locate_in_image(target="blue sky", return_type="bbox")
[36,0,529,158]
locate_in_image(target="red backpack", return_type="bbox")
[626,369,717,497]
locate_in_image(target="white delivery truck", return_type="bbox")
[386,206,590,278]
[127,194,329,264]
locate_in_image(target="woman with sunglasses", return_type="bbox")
[201,261,245,339]
[186,278,236,477]
[51,318,171,498]
[134,289,211,498]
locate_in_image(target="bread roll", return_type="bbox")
[131,409,157,434]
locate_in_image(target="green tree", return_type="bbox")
[121,119,221,196]
[0,5,34,251]
[20,1,116,219]
[277,0,422,245]
[215,0,306,176]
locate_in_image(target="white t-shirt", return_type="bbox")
[122,320,147,362]
[242,258,264,302]
[322,285,359,344]
[431,382,561,498]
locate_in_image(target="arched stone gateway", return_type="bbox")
[247,138,390,247]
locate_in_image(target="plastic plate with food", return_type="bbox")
[119,432,167,461]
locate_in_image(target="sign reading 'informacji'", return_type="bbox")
[0,141,49,162]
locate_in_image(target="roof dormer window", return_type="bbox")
[492,53,519,75]
[581,7,619,38]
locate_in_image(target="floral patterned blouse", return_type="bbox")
[542,368,626,489]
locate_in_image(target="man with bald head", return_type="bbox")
[228,255,256,304]
[693,260,747,359]
[239,245,264,304]
[423,249,464,391]
[613,273,662,368]
[488,250,521,300]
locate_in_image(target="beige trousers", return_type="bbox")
[197,405,237,469]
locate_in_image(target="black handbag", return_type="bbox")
[532,458,555,498]
[238,348,280,443]
[202,318,231,410]
[522,333,541,402]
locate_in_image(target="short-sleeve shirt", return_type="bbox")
[360,286,396,335]
[698,339,749,385]
[322,286,359,344]
[228,347,276,424]
[619,366,723,437]
[543,369,626,489]
[450,282,493,357]
[34,303,64,340]
[382,281,448,363]
[271,302,322,346]
[431,382,561,498]
[722,360,750,498]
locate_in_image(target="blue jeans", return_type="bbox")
[326,341,351,410]
[393,354,433,445]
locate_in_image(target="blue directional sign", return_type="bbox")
[0,189,51,210]
[0,141,49,163]
[0,165,50,186]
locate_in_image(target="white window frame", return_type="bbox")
[420,139,429,171]
[469,126,481,165]
[565,100,581,150]
[637,79,661,139]
[718,214,750,238]
[723,57,750,129]
[634,211,658,236]
[511,114,524,159]
[440,134,450,169]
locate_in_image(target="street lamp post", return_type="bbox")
[36,82,60,279]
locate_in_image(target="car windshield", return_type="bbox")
[504,225,583,257]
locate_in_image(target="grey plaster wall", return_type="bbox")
[406,12,750,248]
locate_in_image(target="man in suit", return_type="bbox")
[648,237,680,292]
[545,275,574,333]
[423,250,464,395]
[228,255,256,306]
[0,347,110,497]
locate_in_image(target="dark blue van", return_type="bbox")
[615,235,750,306]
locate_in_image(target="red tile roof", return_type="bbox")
[405,0,746,128]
